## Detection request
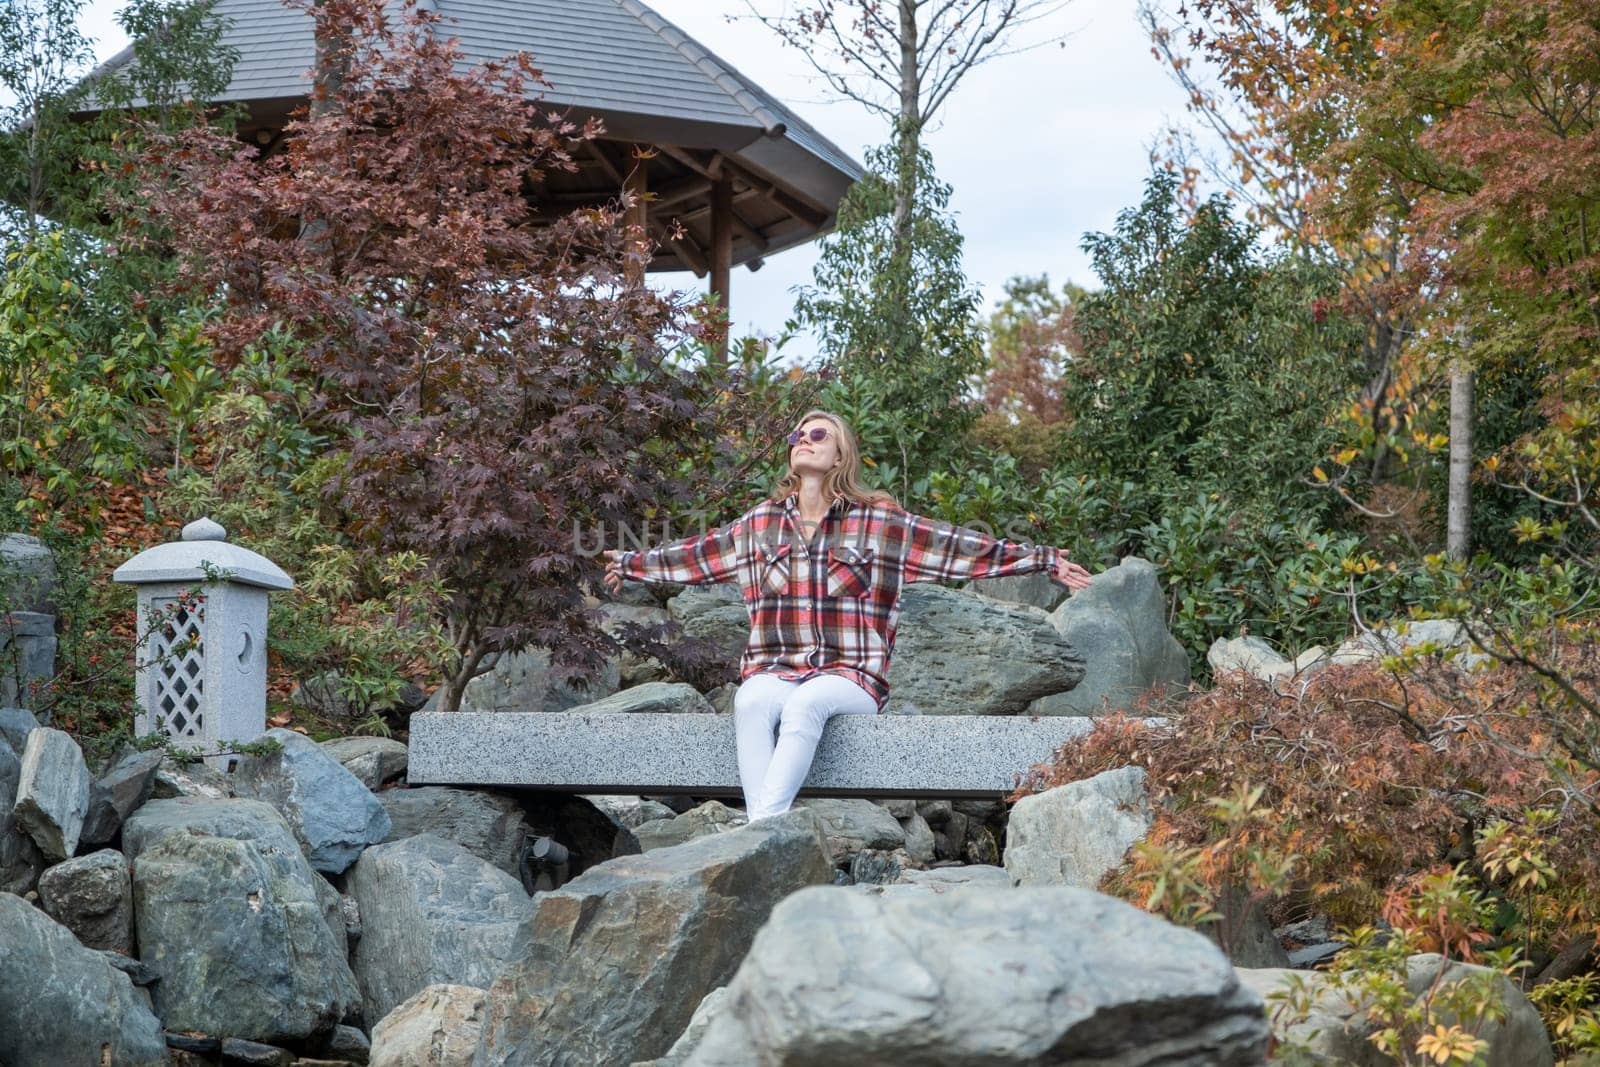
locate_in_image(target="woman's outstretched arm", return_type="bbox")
[608,514,747,587]
[895,510,1062,584]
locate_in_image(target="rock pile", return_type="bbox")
[0,560,1555,1066]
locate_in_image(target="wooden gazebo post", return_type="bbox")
[708,169,733,374]
[623,152,648,288]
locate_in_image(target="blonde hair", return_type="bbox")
[769,410,901,510]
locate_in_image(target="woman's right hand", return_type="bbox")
[601,549,625,595]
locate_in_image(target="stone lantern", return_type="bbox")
[113,517,293,769]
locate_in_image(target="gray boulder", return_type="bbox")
[965,570,1070,612]
[339,891,362,947]
[13,726,90,860]
[633,986,730,1067]
[682,885,1269,1065]
[232,727,392,873]
[218,1035,296,1064]
[572,681,715,715]
[0,533,57,613]
[1203,886,1290,969]
[80,747,166,846]
[322,735,411,790]
[1005,766,1152,888]
[1207,635,1289,681]
[1213,640,1332,686]
[1331,618,1492,672]
[307,871,350,962]
[0,737,44,894]
[293,670,356,718]
[347,833,533,1028]
[326,1024,373,1064]
[121,795,286,855]
[794,798,907,866]
[580,794,679,830]
[473,807,834,1067]
[604,580,672,607]
[0,892,168,1067]
[896,864,1013,891]
[932,813,977,864]
[634,799,746,852]
[37,849,132,953]
[848,847,919,884]
[876,797,918,819]
[295,671,428,721]
[0,611,56,711]
[900,811,936,864]
[1030,557,1188,715]
[150,751,234,799]
[461,646,621,713]
[1238,954,1553,1066]
[371,984,487,1067]
[99,947,159,987]
[704,682,737,715]
[124,797,359,1042]
[0,705,41,752]
[598,600,675,687]
[1262,645,1335,683]
[884,585,1084,714]
[379,787,528,878]
[667,584,751,666]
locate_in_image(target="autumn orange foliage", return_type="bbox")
[1012,641,1600,948]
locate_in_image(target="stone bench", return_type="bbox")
[407,712,1108,799]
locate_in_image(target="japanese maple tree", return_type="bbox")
[126,0,733,711]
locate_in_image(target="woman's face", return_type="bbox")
[788,418,842,476]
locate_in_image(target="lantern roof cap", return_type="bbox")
[113,518,294,591]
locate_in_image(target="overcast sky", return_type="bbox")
[75,0,1199,355]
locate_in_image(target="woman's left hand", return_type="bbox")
[1051,553,1093,592]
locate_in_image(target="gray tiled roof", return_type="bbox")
[86,0,863,183]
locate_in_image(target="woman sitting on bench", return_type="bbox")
[602,409,1093,823]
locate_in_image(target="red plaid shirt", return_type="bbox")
[615,492,1062,712]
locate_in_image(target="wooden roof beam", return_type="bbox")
[580,140,625,185]
[589,141,659,211]
[649,175,714,212]
[673,201,771,254]
[674,188,762,221]
[529,185,765,223]
[655,145,735,183]
[651,218,708,277]
[729,210,770,252]
[656,146,820,232]
[656,144,715,179]
[718,158,828,229]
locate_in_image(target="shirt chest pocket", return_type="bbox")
[825,545,874,598]
[756,542,793,595]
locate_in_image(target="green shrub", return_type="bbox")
[167,338,451,735]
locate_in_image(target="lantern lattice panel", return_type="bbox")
[150,599,205,740]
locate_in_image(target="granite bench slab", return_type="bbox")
[407,712,1109,799]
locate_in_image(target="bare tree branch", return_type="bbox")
[738,0,1075,130]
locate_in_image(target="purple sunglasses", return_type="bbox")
[787,426,831,447]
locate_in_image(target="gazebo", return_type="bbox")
[81,0,864,358]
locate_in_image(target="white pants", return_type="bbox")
[733,671,878,821]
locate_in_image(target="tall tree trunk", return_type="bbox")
[301,1,348,247]
[26,98,45,236]
[310,0,350,121]
[1362,310,1405,485]
[891,0,921,269]
[1447,359,1473,560]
